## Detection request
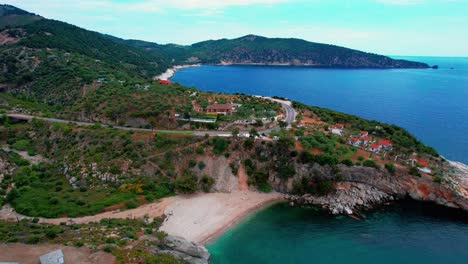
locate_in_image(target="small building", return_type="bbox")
[159,80,171,85]
[360,136,369,145]
[378,139,392,150]
[39,249,64,264]
[369,143,380,153]
[335,123,345,130]
[206,104,235,115]
[360,131,369,137]
[330,128,343,136]
[347,137,360,146]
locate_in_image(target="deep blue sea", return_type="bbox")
[172,57,468,164]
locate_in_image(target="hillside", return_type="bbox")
[119,35,431,68]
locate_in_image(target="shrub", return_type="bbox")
[26,235,41,244]
[340,159,353,167]
[175,172,198,194]
[200,176,215,192]
[212,137,228,155]
[385,163,396,174]
[195,146,204,154]
[433,175,443,183]
[363,159,379,169]
[188,159,197,168]
[198,161,206,170]
[125,199,139,209]
[103,245,113,253]
[409,166,421,177]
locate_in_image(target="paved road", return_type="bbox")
[5,101,296,137]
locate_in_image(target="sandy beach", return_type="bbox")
[154,64,201,80]
[160,191,284,244]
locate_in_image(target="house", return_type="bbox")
[39,249,64,264]
[378,139,392,150]
[347,137,360,146]
[360,131,369,137]
[330,128,343,136]
[360,136,369,145]
[206,104,235,115]
[416,159,432,174]
[369,143,381,153]
[335,123,345,129]
[159,80,171,85]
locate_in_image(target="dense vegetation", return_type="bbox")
[118,35,430,68]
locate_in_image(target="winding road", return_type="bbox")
[5,100,296,137]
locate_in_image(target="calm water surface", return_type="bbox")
[207,202,468,264]
[172,57,468,164]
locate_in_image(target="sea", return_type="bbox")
[207,202,468,264]
[172,57,468,263]
[171,56,468,164]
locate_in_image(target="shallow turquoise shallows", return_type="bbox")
[171,57,468,164]
[206,202,468,264]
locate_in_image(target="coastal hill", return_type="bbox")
[119,34,431,68]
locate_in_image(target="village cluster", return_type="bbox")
[330,123,433,174]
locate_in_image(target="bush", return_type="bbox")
[200,176,215,192]
[212,137,228,155]
[26,235,42,244]
[433,175,443,183]
[363,159,379,169]
[125,199,139,209]
[175,172,198,194]
[188,159,197,168]
[198,161,206,170]
[340,159,353,167]
[385,163,396,174]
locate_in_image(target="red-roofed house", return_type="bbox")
[360,131,369,137]
[378,139,392,151]
[369,143,380,153]
[159,80,171,85]
[360,136,370,145]
[417,159,429,168]
[347,137,360,146]
[206,104,235,115]
[336,123,345,129]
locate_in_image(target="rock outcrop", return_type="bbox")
[149,235,210,264]
[287,182,393,215]
[274,163,468,215]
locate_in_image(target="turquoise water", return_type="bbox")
[172,57,468,164]
[207,202,468,264]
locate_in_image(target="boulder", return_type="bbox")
[164,235,210,260]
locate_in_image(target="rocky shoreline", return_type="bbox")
[285,182,394,215]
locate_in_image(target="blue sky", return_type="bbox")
[3,0,468,56]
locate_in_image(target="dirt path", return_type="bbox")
[0,196,179,225]
[0,244,115,264]
[238,164,249,191]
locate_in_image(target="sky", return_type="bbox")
[3,0,468,56]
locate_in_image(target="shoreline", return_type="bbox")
[154,64,201,80]
[159,191,285,245]
[199,197,284,245]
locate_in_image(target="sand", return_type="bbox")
[154,64,200,80]
[160,191,284,244]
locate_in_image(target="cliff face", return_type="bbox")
[269,163,468,214]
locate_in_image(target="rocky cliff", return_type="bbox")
[270,163,468,215]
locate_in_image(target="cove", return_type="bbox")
[206,202,468,264]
